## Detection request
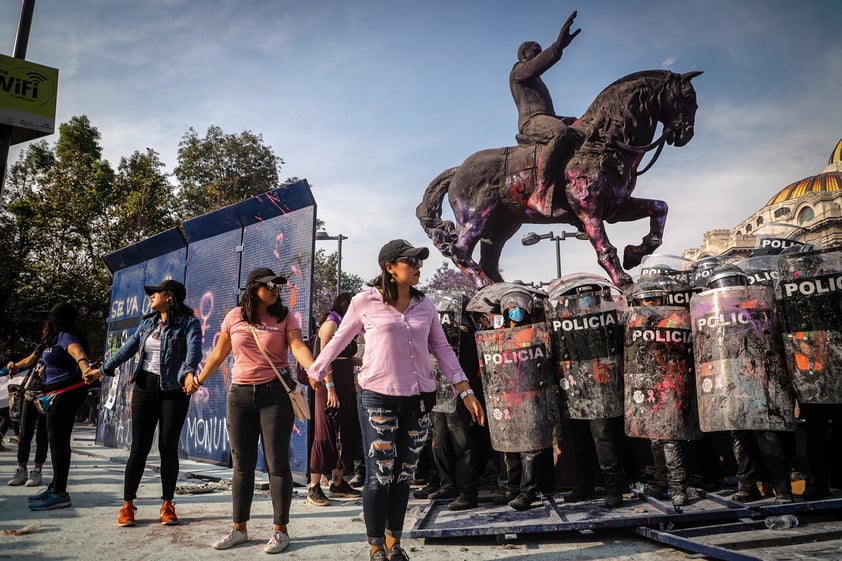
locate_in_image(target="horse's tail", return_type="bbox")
[416,167,459,258]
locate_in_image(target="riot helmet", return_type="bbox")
[631,275,686,306]
[706,264,749,289]
[692,256,722,289]
[499,287,534,325]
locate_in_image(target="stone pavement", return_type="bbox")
[0,426,697,561]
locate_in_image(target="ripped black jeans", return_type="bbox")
[358,389,429,546]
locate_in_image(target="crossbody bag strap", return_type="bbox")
[248,325,294,394]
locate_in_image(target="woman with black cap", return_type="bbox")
[12,302,93,510]
[307,240,486,561]
[187,267,316,554]
[86,279,202,526]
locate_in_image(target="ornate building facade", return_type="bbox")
[683,138,842,260]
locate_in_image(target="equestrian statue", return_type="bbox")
[416,11,702,289]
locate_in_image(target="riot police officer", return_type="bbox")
[698,264,795,503]
[548,275,627,508]
[625,276,698,507]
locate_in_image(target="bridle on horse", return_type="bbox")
[614,127,670,177]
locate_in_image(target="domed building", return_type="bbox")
[683,138,842,260]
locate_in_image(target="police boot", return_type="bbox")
[730,484,762,503]
[563,486,594,503]
[773,481,794,504]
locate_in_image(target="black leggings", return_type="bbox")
[45,385,87,494]
[124,372,191,502]
[18,399,48,466]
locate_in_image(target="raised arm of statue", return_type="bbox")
[510,11,580,82]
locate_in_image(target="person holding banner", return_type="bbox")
[307,239,485,561]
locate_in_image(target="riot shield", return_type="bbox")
[776,248,842,404]
[475,322,559,452]
[690,285,795,431]
[548,288,626,420]
[427,290,464,413]
[624,305,700,440]
[639,254,696,286]
[736,255,783,287]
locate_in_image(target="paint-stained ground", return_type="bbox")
[0,426,701,561]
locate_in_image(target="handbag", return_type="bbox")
[249,326,310,422]
[34,380,88,414]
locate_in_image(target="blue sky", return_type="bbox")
[3,0,841,285]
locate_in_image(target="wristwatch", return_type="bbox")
[459,388,474,400]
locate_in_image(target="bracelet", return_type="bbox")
[459,388,474,400]
[76,357,89,365]
[325,382,335,388]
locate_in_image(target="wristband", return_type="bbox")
[325,382,335,388]
[77,357,89,365]
[459,388,474,400]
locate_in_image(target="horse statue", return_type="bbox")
[416,69,702,290]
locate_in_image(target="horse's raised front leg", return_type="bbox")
[605,196,668,269]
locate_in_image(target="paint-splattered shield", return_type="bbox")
[548,289,626,420]
[427,290,465,413]
[736,255,783,287]
[624,305,700,440]
[776,248,842,404]
[690,285,795,432]
[475,323,559,452]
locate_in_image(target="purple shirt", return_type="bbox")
[308,287,467,396]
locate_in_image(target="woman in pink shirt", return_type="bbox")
[308,240,485,561]
[188,267,316,554]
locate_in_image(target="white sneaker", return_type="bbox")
[25,469,42,487]
[212,528,248,550]
[264,531,290,554]
[7,467,27,486]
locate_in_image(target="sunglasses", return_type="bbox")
[264,281,281,291]
[396,256,423,267]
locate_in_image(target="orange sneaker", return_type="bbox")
[160,500,178,525]
[118,502,137,527]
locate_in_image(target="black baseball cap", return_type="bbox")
[144,280,187,303]
[377,239,430,269]
[246,267,287,286]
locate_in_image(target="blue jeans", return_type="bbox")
[358,389,428,545]
[227,380,294,525]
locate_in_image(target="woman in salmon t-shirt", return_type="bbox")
[188,267,316,554]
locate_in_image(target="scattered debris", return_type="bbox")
[175,481,230,495]
[2,520,41,535]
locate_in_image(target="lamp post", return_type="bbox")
[521,230,587,279]
[315,228,347,294]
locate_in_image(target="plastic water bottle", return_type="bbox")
[764,514,798,529]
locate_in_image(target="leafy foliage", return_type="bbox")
[421,261,476,296]
[0,118,310,358]
[174,125,283,219]
[310,248,366,325]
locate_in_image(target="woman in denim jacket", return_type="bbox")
[87,279,202,527]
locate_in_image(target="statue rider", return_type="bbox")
[510,10,581,218]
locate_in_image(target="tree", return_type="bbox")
[174,125,283,219]
[0,117,117,354]
[107,148,178,248]
[310,248,365,324]
[422,262,476,295]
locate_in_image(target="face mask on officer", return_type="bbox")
[508,306,527,323]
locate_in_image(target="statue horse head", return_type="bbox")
[417,69,702,289]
